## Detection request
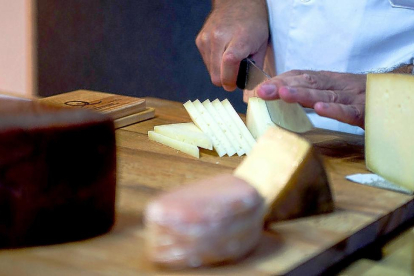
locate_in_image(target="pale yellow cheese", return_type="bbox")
[265,100,313,133]
[154,122,213,150]
[246,97,276,139]
[366,73,414,191]
[212,99,250,155]
[221,99,256,153]
[234,126,333,223]
[183,100,227,157]
[193,100,236,157]
[203,99,245,156]
[148,131,199,158]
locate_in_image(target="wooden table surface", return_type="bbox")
[0,97,413,275]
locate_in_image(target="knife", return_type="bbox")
[236,58,313,133]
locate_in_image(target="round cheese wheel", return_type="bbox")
[144,174,265,269]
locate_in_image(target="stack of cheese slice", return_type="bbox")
[148,123,213,158]
[149,99,256,158]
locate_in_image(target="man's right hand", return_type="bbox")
[196,0,269,91]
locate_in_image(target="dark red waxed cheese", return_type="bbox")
[0,98,116,248]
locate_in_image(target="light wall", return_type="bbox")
[0,0,36,96]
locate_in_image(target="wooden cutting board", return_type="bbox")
[39,90,155,128]
[0,97,413,276]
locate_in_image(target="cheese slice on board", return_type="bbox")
[183,101,226,157]
[246,97,276,139]
[148,131,199,158]
[203,100,244,156]
[154,122,212,150]
[212,99,250,155]
[193,100,236,156]
[365,73,414,191]
[222,99,256,151]
[234,126,334,223]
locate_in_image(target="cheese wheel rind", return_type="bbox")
[144,174,265,269]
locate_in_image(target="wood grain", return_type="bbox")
[0,97,413,275]
[39,90,146,119]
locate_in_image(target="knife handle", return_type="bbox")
[236,58,249,90]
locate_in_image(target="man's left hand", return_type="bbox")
[254,70,367,129]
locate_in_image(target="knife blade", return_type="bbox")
[236,58,313,133]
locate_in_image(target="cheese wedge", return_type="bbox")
[203,99,244,156]
[183,100,226,157]
[265,100,313,133]
[221,99,256,152]
[234,126,334,223]
[148,131,199,158]
[154,122,212,150]
[365,73,414,191]
[246,97,276,139]
[193,100,236,156]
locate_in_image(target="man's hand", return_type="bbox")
[196,0,269,91]
[255,70,367,129]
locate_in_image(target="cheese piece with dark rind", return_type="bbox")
[144,174,265,269]
[0,98,116,248]
[234,126,334,224]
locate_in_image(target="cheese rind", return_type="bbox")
[365,73,414,191]
[234,126,334,223]
[0,99,116,248]
[144,174,265,269]
[148,131,199,158]
[154,122,213,150]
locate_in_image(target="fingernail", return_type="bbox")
[287,86,297,94]
[259,84,277,97]
[320,103,329,109]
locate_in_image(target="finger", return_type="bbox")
[278,86,346,107]
[221,39,253,91]
[209,33,227,87]
[195,31,212,78]
[314,102,365,129]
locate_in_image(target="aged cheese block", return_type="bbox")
[234,126,334,223]
[365,73,414,191]
[154,122,212,150]
[144,174,265,269]
[0,98,116,248]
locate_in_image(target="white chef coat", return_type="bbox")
[265,0,414,135]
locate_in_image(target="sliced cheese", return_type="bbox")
[265,100,313,133]
[148,130,199,158]
[221,99,256,153]
[154,122,213,150]
[234,126,334,223]
[246,97,276,139]
[203,99,244,156]
[192,100,236,157]
[365,73,414,191]
[183,100,226,157]
[212,99,250,156]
